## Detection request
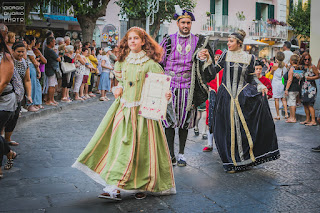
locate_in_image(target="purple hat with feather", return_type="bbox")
[174,5,195,21]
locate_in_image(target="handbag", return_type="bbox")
[61,58,76,74]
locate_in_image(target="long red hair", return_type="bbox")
[118,27,163,63]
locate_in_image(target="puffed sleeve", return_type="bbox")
[114,61,123,88]
[160,36,169,68]
[147,60,164,74]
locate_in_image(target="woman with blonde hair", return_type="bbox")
[73,27,175,200]
[7,32,15,49]
[270,52,289,120]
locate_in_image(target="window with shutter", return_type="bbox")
[210,0,215,14]
[222,0,228,15]
[268,5,274,19]
[256,2,262,20]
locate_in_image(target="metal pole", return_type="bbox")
[146,16,150,34]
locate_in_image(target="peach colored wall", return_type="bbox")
[168,0,211,35]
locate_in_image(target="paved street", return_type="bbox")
[0,98,320,213]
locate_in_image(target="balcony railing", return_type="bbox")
[202,15,288,40]
[247,20,288,40]
[30,1,68,16]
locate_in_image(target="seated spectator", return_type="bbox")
[255,60,273,99]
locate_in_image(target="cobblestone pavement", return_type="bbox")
[0,98,319,213]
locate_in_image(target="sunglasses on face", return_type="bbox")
[304,58,310,61]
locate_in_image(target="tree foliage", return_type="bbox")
[115,0,196,38]
[287,1,310,39]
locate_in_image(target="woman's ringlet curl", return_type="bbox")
[118,27,163,63]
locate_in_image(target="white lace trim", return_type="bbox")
[72,161,176,196]
[178,32,191,37]
[120,98,141,108]
[257,84,267,92]
[126,50,150,65]
[226,50,251,65]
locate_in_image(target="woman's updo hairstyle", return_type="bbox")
[275,52,285,68]
[229,29,246,47]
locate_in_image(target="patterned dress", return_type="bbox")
[72,51,176,195]
[301,66,317,106]
[213,50,280,172]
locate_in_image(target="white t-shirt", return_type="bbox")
[101,55,111,73]
[283,50,293,65]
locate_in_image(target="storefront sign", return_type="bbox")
[2,2,25,25]
[44,14,78,22]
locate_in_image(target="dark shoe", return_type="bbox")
[194,128,199,136]
[202,134,208,140]
[171,156,177,166]
[311,145,320,152]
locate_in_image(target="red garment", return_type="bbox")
[206,70,223,125]
[259,76,273,99]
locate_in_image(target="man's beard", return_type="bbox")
[179,28,190,35]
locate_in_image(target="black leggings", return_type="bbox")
[0,110,14,166]
[88,73,95,92]
[165,127,188,158]
[5,102,21,133]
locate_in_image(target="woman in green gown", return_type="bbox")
[72,27,175,200]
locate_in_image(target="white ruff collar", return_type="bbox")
[178,32,191,38]
[126,50,150,65]
[225,49,251,64]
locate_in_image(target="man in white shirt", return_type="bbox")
[283,41,293,66]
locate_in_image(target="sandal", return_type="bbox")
[300,121,309,125]
[305,123,317,126]
[99,97,105,101]
[134,192,147,200]
[274,116,280,120]
[8,141,19,146]
[4,159,13,170]
[98,190,121,200]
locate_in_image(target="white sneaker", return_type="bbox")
[20,107,28,113]
[177,154,186,167]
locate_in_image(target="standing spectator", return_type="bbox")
[298,52,319,126]
[108,46,118,90]
[7,32,15,49]
[44,36,61,106]
[0,24,18,176]
[80,47,94,99]
[25,35,42,111]
[73,44,86,101]
[261,58,269,76]
[87,46,98,97]
[98,47,113,101]
[34,38,46,76]
[61,45,75,102]
[5,42,32,146]
[255,60,273,99]
[95,47,103,93]
[283,41,293,66]
[83,42,90,49]
[42,31,54,103]
[64,36,71,47]
[284,55,300,123]
[270,52,289,120]
[92,40,96,48]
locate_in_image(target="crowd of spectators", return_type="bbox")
[0,24,119,178]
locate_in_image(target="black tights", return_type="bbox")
[165,127,188,158]
[0,110,14,166]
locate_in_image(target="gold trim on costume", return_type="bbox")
[177,12,192,21]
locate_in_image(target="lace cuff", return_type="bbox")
[111,85,123,94]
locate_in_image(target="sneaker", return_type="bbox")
[203,146,213,152]
[177,154,186,167]
[202,133,208,140]
[311,145,320,152]
[194,128,199,136]
[171,156,177,166]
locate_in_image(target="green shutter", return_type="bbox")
[210,0,215,14]
[268,4,274,19]
[222,0,228,15]
[289,0,293,15]
[256,2,261,20]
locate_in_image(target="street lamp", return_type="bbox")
[145,0,160,34]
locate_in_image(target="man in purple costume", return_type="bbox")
[160,6,216,167]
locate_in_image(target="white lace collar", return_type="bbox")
[126,50,150,65]
[225,49,251,64]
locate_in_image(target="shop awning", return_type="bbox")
[272,42,299,49]
[243,38,269,46]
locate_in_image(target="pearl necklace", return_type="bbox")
[176,33,192,56]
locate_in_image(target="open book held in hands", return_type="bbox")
[139,72,172,120]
